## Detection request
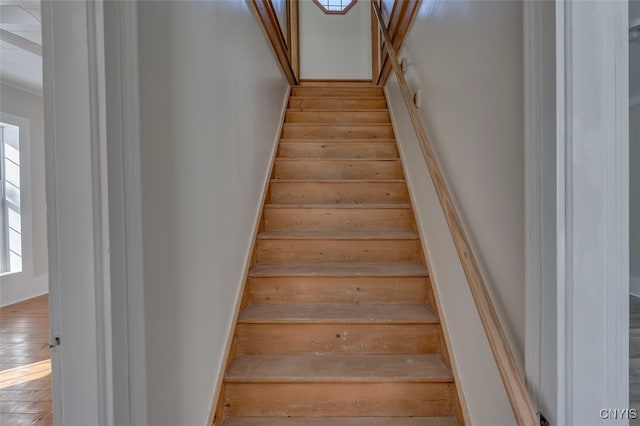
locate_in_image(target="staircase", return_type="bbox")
[216,82,464,426]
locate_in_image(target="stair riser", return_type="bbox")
[288,97,387,110]
[278,141,398,158]
[286,111,390,124]
[221,417,458,426]
[237,324,441,354]
[222,416,458,426]
[255,240,422,264]
[263,208,415,232]
[282,125,395,140]
[291,87,384,97]
[269,182,409,204]
[247,277,430,305]
[225,382,454,417]
[273,160,403,180]
[264,208,415,232]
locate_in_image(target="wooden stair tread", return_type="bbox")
[257,231,419,240]
[249,263,428,277]
[225,354,452,383]
[275,157,400,162]
[289,96,385,100]
[264,203,412,209]
[270,179,405,183]
[285,110,391,124]
[296,81,379,86]
[288,97,388,111]
[284,123,392,127]
[279,139,396,143]
[287,108,389,112]
[290,88,384,97]
[222,416,458,426]
[239,304,438,324]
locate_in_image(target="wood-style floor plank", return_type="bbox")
[0,295,51,425]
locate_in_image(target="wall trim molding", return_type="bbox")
[0,80,43,98]
[556,1,629,424]
[523,1,557,423]
[103,0,148,424]
[42,0,148,424]
[42,0,107,423]
[523,0,543,413]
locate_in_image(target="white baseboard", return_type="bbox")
[631,276,640,298]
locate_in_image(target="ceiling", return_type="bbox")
[0,0,635,101]
[0,0,42,94]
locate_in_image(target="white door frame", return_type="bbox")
[524,1,558,422]
[42,0,146,424]
[525,1,629,424]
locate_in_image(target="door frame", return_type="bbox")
[524,1,629,424]
[42,0,146,424]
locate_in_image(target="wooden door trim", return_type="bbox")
[287,0,300,80]
[252,0,297,85]
[375,0,419,86]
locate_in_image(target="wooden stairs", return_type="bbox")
[215,82,464,426]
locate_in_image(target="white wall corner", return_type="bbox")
[631,276,640,298]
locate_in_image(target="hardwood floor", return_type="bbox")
[0,295,52,425]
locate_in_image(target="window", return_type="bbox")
[0,122,22,274]
[312,0,357,14]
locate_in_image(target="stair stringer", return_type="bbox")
[385,84,518,426]
[207,87,291,426]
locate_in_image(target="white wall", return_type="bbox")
[385,1,524,423]
[631,0,640,295]
[137,1,288,424]
[299,0,371,79]
[389,0,525,361]
[0,83,48,306]
[631,105,640,293]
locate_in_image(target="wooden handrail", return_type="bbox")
[372,3,538,426]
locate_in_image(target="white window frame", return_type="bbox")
[0,121,23,275]
[0,112,33,282]
[312,0,357,15]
